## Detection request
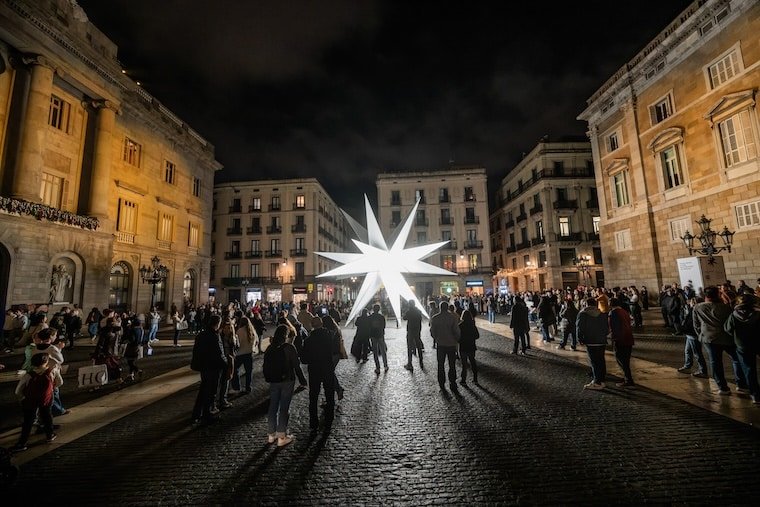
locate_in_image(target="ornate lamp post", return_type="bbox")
[139,256,169,310]
[681,215,735,265]
[573,254,591,286]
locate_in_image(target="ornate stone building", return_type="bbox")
[578,0,760,290]
[211,178,350,305]
[376,167,492,297]
[490,139,601,293]
[0,0,221,313]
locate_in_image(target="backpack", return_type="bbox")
[262,344,288,383]
[22,370,53,408]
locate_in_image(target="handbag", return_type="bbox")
[177,320,189,331]
[78,364,108,388]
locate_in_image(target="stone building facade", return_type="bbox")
[490,139,601,293]
[0,0,220,313]
[211,178,350,305]
[376,167,492,297]
[578,0,760,290]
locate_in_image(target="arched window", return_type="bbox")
[183,270,195,305]
[109,262,131,311]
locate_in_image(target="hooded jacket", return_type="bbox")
[577,306,608,346]
[693,300,733,346]
[724,304,760,351]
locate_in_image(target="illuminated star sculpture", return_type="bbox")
[316,195,455,325]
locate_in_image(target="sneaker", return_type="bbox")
[375,368,380,374]
[403,364,413,371]
[751,395,760,405]
[584,382,605,390]
[267,433,277,444]
[277,434,295,447]
[736,387,751,394]
[717,388,731,396]
[174,344,182,347]
[47,433,58,443]
[692,371,708,379]
[9,444,28,453]
[555,345,565,350]
[677,366,691,374]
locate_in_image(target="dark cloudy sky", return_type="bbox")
[79,0,693,217]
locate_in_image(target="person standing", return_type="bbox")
[677,297,708,378]
[693,286,748,396]
[231,316,258,394]
[577,298,609,390]
[537,295,556,343]
[724,295,760,404]
[263,324,303,447]
[351,308,372,363]
[217,319,238,407]
[368,304,388,374]
[640,286,650,311]
[146,307,160,343]
[557,296,579,351]
[402,301,424,371]
[124,318,144,381]
[10,353,57,452]
[322,315,347,401]
[609,298,635,387]
[172,309,185,347]
[509,297,530,355]
[190,316,228,424]
[301,317,338,430]
[458,310,479,385]
[429,301,461,391]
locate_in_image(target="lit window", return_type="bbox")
[468,254,479,270]
[735,201,760,229]
[164,160,176,184]
[295,194,305,208]
[252,197,261,211]
[188,222,200,247]
[669,216,691,242]
[661,146,685,190]
[39,172,63,209]
[708,49,741,89]
[718,110,757,168]
[48,95,71,133]
[158,213,174,241]
[592,216,600,234]
[117,199,138,232]
[123,137,142,167]
[535,220,544,239]
[614,230,632,252]
[559,217,570,237]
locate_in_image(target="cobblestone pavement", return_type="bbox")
[4,323,760,505]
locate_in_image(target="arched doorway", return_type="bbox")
[0,242,10,312]
[183,269,196,306]
[109,261,131,312]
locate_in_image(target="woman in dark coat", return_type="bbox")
[510,297,530,355]
[458,310,479,385]
[537,295,556,343]
[351,308,372,363]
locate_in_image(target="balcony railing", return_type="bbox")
[516,213,528,223]
[228,205,242,213]
[265,249,282,257]
[464,193,476,202]
[505,219,515,228]
[553,200,578,210]
[390,198,402,206]
[506,245,516,253]
[116,231,134,244]
[515,240,531,251]
[292,224,307,233]
[224,251,242,259]
[266,226,282,234]
[555,232,584,242]
[587,232,600,241]
[531,236,545,246]
[0,196,99,230]
[290,248,308,257]
[244,250,263,258]
[246,226,262,234]
[586,198,600,209]
[415,218,429,227]
[529,205,543,215]
[268,204,281,211]
[226,227,242,235]
[440,217,454,225]
[463,240,483,249]
[293,203,306,210]
[440,241,457,250]
[248,205,261,212]
[503,167,595,202]
[464,216,480,224]
[439,195,450,203]
[264,276,283,284]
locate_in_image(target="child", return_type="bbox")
[11,353,57,452]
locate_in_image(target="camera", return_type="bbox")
[320,307,328,316]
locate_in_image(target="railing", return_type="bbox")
[587,232,600,241]
[529,205,543,215]
[293,203,306,210]
[390,198,402,206]
[506,245,516,253]
[440,217,454,225]
[504,167,594,202]
[415,218,429,227]
[555,232,584,242]
[553,200,578,210]
[268,204,281,211]
[586,199,599,209]
[440,241,457,250]
[225,251,242,259]
[248,205,261,212]
[265,250,282,257]
[264,276,283,284]
[464,194,476,202]
[157,239,172,250]
[228,205,241,213]
[516,213,528,223]
[246,226,262,234]
[531,236,545,246]
[244,250,263,258]
[290,248,308,257]
[515,240,531,251]
[292,224,307,233]
[266,226,282,234]
[116,231,134,244]
[439,195,450,203]
[463,240,483,249]
[0,196,99,230]
[504,219,515,228]
[226,227,242,235]
[464,216,480,224]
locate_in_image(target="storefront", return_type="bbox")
[465,279,484,295]
[440,280,459,296]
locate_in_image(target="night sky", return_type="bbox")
[78,0,693,218]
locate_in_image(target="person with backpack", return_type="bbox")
[263,324,304,447]
[10,353,57,452]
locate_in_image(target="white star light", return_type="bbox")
[316,195,455,324]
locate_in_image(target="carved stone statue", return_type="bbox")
[49,264,73,303]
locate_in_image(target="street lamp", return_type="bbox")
[681,215,734,265]
[573,254,591,285]
[139,256,169,310]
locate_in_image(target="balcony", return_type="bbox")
[268,203,281,211]
[157,239,172,251]
[506,245,516,253]
[248,205,261,213]
[441,240,457,250]
[390,198,402,206]
[290,248,308,257]
[505,219,515,228]
[439,217,454,226]
[463,240,483,249]
[244,250,263,259]
[292,224,307,233]
[529,204,543,215]
[246,226,262,234]
[516,212,528,223]
[531,236,545,246]
[226,227,242,235]
[224,251,242,260]
[266,225,282,234]
[587,232,600,242]
[555,232,584,242]
[515,240,531,251]
[464,216,480,225]
[228,205,242,214]
[116,231,135,244]
[265,249,283,258]
[586,198,600,210]
[464,193,476,202]
[439,195,450,203]
[415,218,429,227]
[292,203,306,210]
[265,276,283,284]
[553,200,579,210]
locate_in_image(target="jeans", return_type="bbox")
[51,387,66,416]
[192,369,221,420]
[683,335,707,373]
[88,323,99,338]
[586,345,607,384]
[705,342,747,391]
[488,308,496,323]
[512,331,528,353]
[148,323,159,342]
[19,404,53,445]
[559,326,577,348]
[173,328,181,346]
[268,380,295,434]
[231,353,253,391]
[406,335,423,366]
[217,370,230,405]
[372,336,388,369]
[460,349,478,382]
[436,345,457,387]
[613,343,633,383]
[308,369,335,428]
[736,346,759,398]
[541,322,553,342]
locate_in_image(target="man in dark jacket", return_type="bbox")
[402,301,424,371]
[724,294,760,404]
[368,304,388,374]
[509,297,530,355]
[301,316,339,429]
[557,297,579,350]
[609,298,635,387]
[577,298,609,390]
[190,315,228,423]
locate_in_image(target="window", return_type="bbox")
[669,216,691,242]
[533,193,541,207]
[188,222,200,247]
[718,110,757,168]
[538,251,547,266]
[117,199,138,233]
[661,146,685,189]
[707,49,741,89]
[164,160,176,184]
[270,238,280,252]
[556,188,568,201]
[468,254,479,270]
[229,264,240,278]
[553,161,564,173]
[192,177,201,197]
[611,171,630,207]
[650,94,673,125]
[511,258,517,270]
[391,210,401,226]
[417,231,427,243]
[295,194,305,208]
[211,241,215,255]
[614,229,632,252]
[295,262,305,281]
[442,230,452,241]
[441,255,455,271]
[467,229,477,241]
[559,248,576,266]
[230,241,240,254]
[520,227,528,243]
[295,237,305,250]
[48,95,71,132]
[559,217,570,237]
[592,216,600,234]
[271,196,281,210]
[700,6,730,36]
[250,264,260,278]
[252,197,261,211]
[158,213,174,241]
[439,187,449,202]
[735,200,760,229]
[269,263,280,280]
[212,219,216,232]
[251,239,260,252]
[593,247,603,265]
[415,189,425,204]
[391,190,401,205]
[523,255,530,267]
[607,132,619,152]
[40,172,63,209]
[123,137,142,167]
[416,209,427,225]
[464,187,475,201]
[535,220,544,239]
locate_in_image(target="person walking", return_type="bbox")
[351,308,372,363]
[458,310,479,385]
[429,300,461,391]
[190,316,228,424]
[509,297,530,355]
[537,295,556,343]
[724,294,760,404]
[322,315,347,401]
[609,298,635,387]
[301,316,339,430]
[577,297,609,390]
[693,286,748,396]
[557,296,579,351]
[231,316,258,394]
[402,301,424,371]
[263,324,303,447]
[10,353,57,452]
[124,318,144,381]
[217,319,238,408]
[368,304,388,374]
[677,297,708,378]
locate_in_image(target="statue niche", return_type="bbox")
[49,259,75,304]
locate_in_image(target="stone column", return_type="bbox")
[11,56,54,202]
[86,100,118,218]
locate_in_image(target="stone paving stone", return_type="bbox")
[4,324,760,505]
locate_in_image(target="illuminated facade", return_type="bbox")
[376,167,492,297]
[0,0,220,312]
[490,139,600,293]
[211,178,350,305]
[578,0,760,289]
